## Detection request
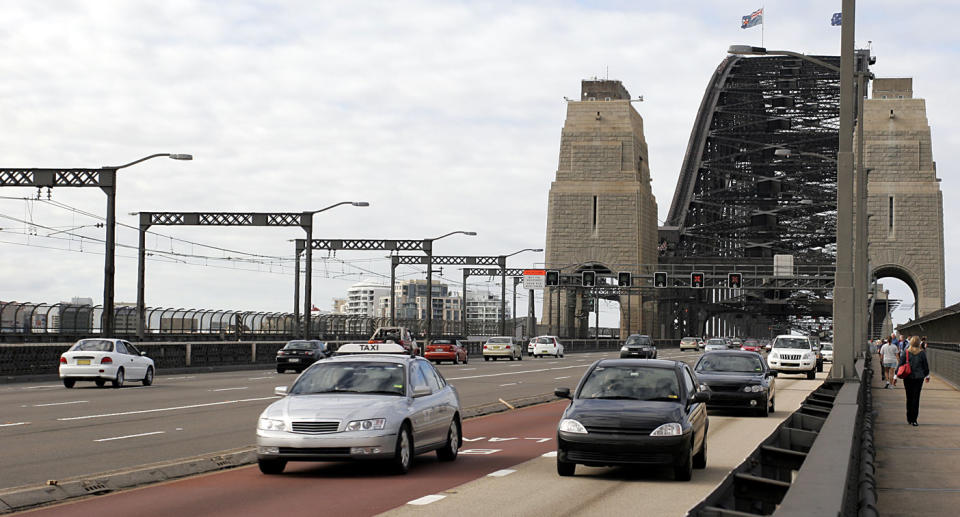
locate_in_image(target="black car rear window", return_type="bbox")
[578,365,680,401]
[284,341,317,350]
[696,354,764,373]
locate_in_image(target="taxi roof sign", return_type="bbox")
[335,342,409,355]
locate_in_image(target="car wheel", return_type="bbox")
[674,445,694,481]
[276,366,284,374]
[142,366,154,386]
[112,368,125,389]
[769,396,776,414]
[806,368,816,380]
[518,352,523,361]
[693,439,707,469]
[484,356,490,362]
[757,399,769,417]
[63,378,76,388]
[437,419,460,462]
[509,355,515,361]
[258,459,286,475]
[95,379,106,388]
[393,425,413,474]
[557,456,576,476]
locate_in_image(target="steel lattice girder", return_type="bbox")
[0,168,106,187]
[141,212,306,228]
[464,268,526,277]
[393,255,502,266]
[666,55,841,261]
[311,239,426,251]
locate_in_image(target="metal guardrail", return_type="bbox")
[925,342,960,388]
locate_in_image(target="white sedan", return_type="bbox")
[532,336,564,358]
[59,338,155,388]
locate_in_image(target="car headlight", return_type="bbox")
[742,385,763,393]
[650,423,682,436]
[258,418,285,431]
[769,352,779,360]
[345,418,386,431]
[620,346,629,352]
[803,352,815,360]
[558,419,588,434]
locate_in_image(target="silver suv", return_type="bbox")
[767,335,817,379]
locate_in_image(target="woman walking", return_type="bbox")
[879,339,899,388]
[898,336,931,426]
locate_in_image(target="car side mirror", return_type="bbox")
[689,391,710,405]
[412,386,432,398]
[140,351,147,356]
[274,386,288,396]
[555,387,572,399]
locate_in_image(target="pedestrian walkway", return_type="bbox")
[873,362,960,516]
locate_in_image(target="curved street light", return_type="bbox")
[423,230,476,345]
[499,248,544,336]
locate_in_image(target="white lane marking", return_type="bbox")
[499,383,517,387]
[547,362,558,364]
[446,364,588,381]
[57,396,280,421]
[248,376,273,380]
[160,376,195,381]
[462,437,486,442]
[407,494,446,505]
[94,431,165,442]
[33,400,89,407]
[509,364,523,367]
[577,359,587,362]
[554,376,571,380]
[0,422,30,427]
[487,469,516,477]
[21,385,61,390]
[541,451,558,458]
[210,387,249,392]
[459,368,476,371]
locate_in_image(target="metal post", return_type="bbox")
[100,169,117,336]
[501,261,508,337]
[594,293,599,346]
[462,269,468,337]
[512,277,518,338]
[390,256,397,326]
[293,246,301,338]
[527,288,535,338]
[425,239,433,346]
[136,218,148,340]
[302,218,314,339]
[855,68,870,357]
[627,288,632,337]
[833,0,858,380]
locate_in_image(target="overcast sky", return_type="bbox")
[0,0,955,330]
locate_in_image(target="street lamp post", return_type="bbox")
[500,249,543,336]
[423,231,476,345]
[302,202,369,339]
[102,153,192,335]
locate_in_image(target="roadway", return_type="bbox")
[2,349,682,491]
[14,368,828,517]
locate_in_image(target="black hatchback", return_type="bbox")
[554,359,709,481]
[620,334,657,359]
[276,340,329,373]
[694,351,776,417]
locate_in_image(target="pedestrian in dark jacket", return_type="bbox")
[898,336,931,426]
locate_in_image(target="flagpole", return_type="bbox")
[761,4,765,47]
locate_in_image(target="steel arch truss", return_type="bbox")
[666,55,841,261]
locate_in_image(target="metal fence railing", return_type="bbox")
[926,343,960,388]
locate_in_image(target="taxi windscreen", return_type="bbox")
[289,362,406,396]
[578,365,680,402]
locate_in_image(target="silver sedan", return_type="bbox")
[256,352,462,475]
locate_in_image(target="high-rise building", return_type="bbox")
[344,281,391,317]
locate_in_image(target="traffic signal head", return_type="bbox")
[691,272,705,288]
[654,271,667,288]
[546,270,560,286]
[617,272,632,287]
[581,270,596,287]
[728,272,742,288]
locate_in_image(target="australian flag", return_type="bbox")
[742,8,763,29]
[831,12,842,26]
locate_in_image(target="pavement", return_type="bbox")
[873,360,960,516]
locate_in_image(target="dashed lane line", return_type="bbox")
[94,431,165,442]
[56,396,280,421]
[32,400,89,407]
[446,364,590,381]
[487,469,517,477]
[209,387,249,392]
[0,422,30,427]
[408,495,446,505]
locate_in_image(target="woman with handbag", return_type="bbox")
[898,336,931,426]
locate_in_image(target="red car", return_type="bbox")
[424,339,469,365]
[740,339,762,353]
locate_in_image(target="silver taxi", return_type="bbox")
[256,343,462,475]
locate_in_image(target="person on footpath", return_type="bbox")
[879,339,900,388]
[898,336,931,426]
[878,339,889,382]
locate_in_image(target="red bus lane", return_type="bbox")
[20,401,569,517]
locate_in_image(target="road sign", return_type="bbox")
[691,272,705,288]
[617,272,632,287]
[654,271,667,288]
[523,269,546,290]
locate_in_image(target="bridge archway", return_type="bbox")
[872,264,920,336]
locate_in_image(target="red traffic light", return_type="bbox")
[728,273,742,288]
[691,272,705,288]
